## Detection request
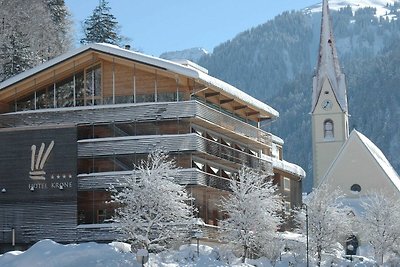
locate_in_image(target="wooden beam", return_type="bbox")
[205,92,220,98]
[246,111,260,116]
[220,99,234,105]
[234,105,247,111]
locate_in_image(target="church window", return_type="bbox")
[350,184,361,193]
[324,119,334,139]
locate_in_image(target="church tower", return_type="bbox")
[312,0,349,187]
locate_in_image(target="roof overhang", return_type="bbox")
[0,43,279,122]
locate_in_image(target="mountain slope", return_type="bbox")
[306,0,398,18]
[198,3,400,191]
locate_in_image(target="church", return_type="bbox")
[311,0,400,255]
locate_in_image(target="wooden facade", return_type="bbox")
[0,44,305,251]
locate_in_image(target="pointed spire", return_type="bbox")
[312,0,348,113]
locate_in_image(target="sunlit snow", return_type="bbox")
[305,0,397,19]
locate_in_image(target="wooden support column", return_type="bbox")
[154,70,158,102]
[112,58,115,104]
[53,70,56,108]
[73,61,76,107]
[133,64,136,103]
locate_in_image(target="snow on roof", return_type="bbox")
[262,155,306,179]
[0,43,279,119]
[354,130,400,191]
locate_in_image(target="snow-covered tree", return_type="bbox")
[44,0,73,53]
[0,24,33,80]
[80,0,123,45]
[219,165,283,263]
[302,185,353,267]
[111,150,195,252]
[359,191,400,265]
[0,0,72,81]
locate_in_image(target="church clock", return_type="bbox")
[321,99,332,111]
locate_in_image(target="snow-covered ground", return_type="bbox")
[0,239,377,267]
[305,0,398,19]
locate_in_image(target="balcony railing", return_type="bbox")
[77,168,231,191]
[78,133,272,172]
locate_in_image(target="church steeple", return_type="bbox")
[311,0,350,187]
[312,0,348,113]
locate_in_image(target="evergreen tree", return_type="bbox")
[0,26,33,81]
[0,0,72,81]
[44,0,73,53]
[81,0,123,45]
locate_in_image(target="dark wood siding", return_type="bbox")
[0,127,77,246]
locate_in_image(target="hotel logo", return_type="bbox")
[29,141,55,180]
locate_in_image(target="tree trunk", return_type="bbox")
[242,245,247,263]
[317,245,322,267]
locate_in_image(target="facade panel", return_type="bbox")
[0,127,77,250]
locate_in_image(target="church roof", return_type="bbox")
[312,0,348,113]
[356,131,400,190]
[319,130,400,193]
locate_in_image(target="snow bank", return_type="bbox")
[0,240,250,267]
[0,239,377,266]
[0,240,137,267]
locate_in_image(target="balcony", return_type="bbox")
[77,168,231,191]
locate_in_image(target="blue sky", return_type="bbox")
[65,0,319,56]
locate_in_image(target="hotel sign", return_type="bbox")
[0,126,77,202]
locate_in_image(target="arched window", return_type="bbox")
[324,119,334,139]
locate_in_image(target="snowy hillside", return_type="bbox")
[160,48,209,63]
[305,0,398,19]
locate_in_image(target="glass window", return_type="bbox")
[35,86,54,109]
[75,72,85,106]
[283,177,290,191]
[56,77,74,107]
[85,64,102,106]
[16,94,35,111]
[324,119,334,139]
[77,191,116,224]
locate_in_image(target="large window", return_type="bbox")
[77,191,116,224]
[324,119,334,140]
[56,77,74,107]
[85,64,102,105]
